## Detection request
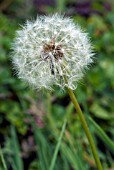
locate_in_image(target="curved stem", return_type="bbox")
[67,87,103,170]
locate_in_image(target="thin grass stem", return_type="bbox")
[0,147,8,170]
[49,119,67,170]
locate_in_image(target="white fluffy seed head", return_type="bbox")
[12,13,93,90]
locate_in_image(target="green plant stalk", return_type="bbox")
[49,119,67,170]
[0,147,8,170]
[67,87,103,170]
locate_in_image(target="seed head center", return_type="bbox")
[42,39,64,60]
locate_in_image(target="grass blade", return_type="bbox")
[61,143,84,170]
[88,117,114,152]
[32,119,50,170]
[83,101,114,152]
[49,119,67,170]
[0,147,8,170]
[11,126,24,170]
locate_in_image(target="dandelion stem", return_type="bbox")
[66,87,103,170]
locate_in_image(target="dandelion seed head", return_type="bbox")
[12,13,93,90]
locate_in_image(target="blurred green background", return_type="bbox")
[0,0,114,170]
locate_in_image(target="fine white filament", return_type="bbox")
[12,14,93,90]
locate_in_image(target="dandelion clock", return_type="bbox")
[12,14,103,170]
[12,14,93,90]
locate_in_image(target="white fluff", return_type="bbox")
[12,14,93,90]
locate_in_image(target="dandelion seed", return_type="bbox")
[12,13,93,90]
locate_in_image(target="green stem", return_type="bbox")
[67,87,103,170]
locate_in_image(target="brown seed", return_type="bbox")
[42,39,63,61]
